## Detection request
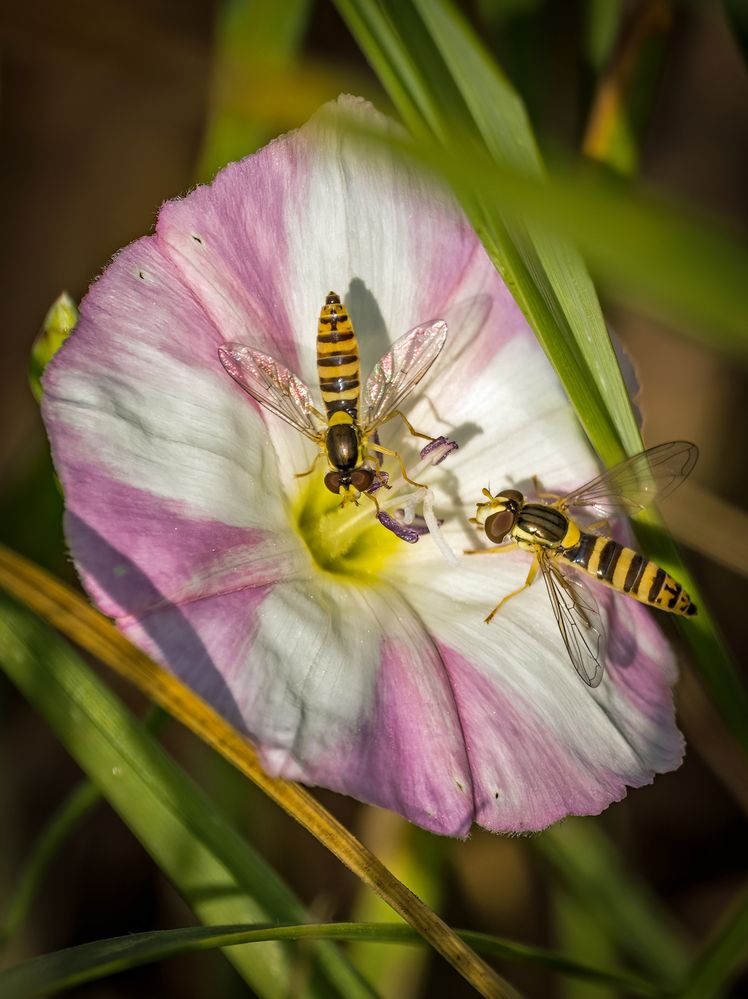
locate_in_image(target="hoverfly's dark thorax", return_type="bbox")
[326,424,359,471]
[517,503,569,545]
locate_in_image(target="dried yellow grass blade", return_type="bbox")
[0,543,516,999]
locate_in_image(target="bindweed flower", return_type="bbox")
[43,98,683,836]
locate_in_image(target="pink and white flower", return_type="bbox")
[42,97,683,836]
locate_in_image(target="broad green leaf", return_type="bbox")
[0,921,660,999]
[28,293,78,403]
[0,594,371,999]
[535,819,689,984]
[0,545,510,999]
[332,4,748,753]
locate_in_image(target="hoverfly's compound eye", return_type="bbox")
[484,510,514,543]
[500,489,524,507]
[349,468,375,492]
[324,471,342,494]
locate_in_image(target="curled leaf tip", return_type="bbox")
[29,292,78,402]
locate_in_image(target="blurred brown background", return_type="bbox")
[1,2,747,997]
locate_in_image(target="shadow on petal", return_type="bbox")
[346,277,392,372]
[68,513,248,732]
[605,590,639,670]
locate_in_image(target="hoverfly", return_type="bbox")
[468,442,698,687]
[219,292,448,516]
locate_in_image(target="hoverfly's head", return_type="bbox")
[324,467,376,503]
[472,487,523,543]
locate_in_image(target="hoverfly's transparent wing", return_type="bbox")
[361,320,448,432]
[219,343,322,440]
[540,552,606,687]
[561,441,697,519]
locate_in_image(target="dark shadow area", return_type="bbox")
[604,588,638,670]
[345,276,391,374]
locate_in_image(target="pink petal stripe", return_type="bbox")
[439,642,681,832]
[157,149,300,371]
[44,239,226,378]
[63,474,302,621]
[258,585,476,837]
[123,585,274,734]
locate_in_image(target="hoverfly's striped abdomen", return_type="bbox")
[317,291,361,418]
[562,532,697,616]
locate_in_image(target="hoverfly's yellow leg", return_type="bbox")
[362,460,392,489]
[584,518,610,534]
[464,543,518,555]
[532,475,565,505]
[361,489,381,515]
[294,451,323,478]
[376,409,434,442]
[369,442,425,488]
[485,556,540,623]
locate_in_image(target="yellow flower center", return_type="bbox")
[292,476,400,580]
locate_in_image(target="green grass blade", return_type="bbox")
[0,594,372,999]
[449,148,748,358]
[1,708,169,951]
[552,882,621,999]
[535,819,689,984]
[678,885,748,999]
[0,781,100,951]
[332,1,453,139]
[0,921,661,999]
[349,823,448,994]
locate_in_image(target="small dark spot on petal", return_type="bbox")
[191,234,203,244]
[138,271,145,280]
